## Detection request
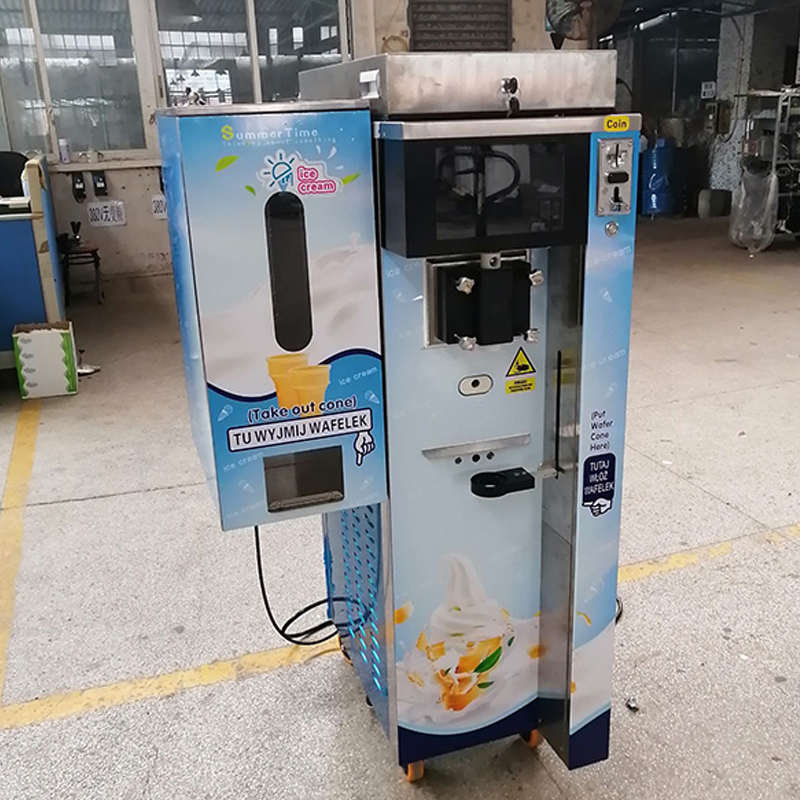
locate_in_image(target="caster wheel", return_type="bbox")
[404,761,424,782]
[520,730,540,748]
[365,694,373,708]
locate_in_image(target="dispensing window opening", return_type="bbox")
[264,446,344,512]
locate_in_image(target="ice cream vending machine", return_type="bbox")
[158,50,639,781]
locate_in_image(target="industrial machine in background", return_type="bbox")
[546,0,622,45]
[730,88,800,251]
[158,50,639,781]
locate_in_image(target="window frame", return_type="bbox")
[13,0,342,168]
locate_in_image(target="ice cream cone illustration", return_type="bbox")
[267,353,308,408]
[289,364,330,416]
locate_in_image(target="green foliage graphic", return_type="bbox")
[216,155,239,172]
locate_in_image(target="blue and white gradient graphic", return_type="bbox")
[176,111,380,397]
[158,108,386,530]
[569,130,639,735]
[158,115,218,506]
[207,349,386,529]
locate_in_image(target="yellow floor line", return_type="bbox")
[618,540,733,584]
[0,393,794,734]
[0,530,784,733]
[0,638,339,731]
[777,523,800,540]
[0,401,40,700]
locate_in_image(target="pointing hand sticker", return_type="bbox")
[354,430,376,466]
[588,497,612,517]
[582,453,616,517]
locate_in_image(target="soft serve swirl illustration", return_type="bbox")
[396,554,540,730]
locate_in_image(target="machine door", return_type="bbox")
[381,134,590,257]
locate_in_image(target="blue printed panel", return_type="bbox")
[158,115,217,502]
[157,107,386,530]
[206,349,386,529]
[568,130,639,747]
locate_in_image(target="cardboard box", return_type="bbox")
[13,322,78,399]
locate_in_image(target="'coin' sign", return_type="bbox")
[603,116,630,132]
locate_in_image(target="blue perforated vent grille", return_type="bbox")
[323,504,389,730]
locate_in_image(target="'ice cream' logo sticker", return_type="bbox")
[263,151,295,190]
[257,150,341,196]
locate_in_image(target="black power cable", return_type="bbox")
[256,526,625,644]
[254,526,365,646]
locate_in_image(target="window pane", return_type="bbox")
[254,0,340,101]
[37,0,145,152]
[155,0,253,107]
[0,3,49,153]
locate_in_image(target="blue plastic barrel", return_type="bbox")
[640,139,675,216]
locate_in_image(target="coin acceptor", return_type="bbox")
[157,50,639,781]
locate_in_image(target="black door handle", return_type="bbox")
[471,468,535,498]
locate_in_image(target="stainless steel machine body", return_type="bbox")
[299,54,641,774]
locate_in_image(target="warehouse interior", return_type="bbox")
[2,0,800,798]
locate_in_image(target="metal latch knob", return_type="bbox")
[500,76,520,116]
[500,76,519,94]
[456,335,477,351]
[524,328,540,344]
[455,276,475,295]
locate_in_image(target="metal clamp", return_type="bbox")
[358,69,381,100]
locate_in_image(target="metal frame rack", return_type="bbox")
[740,88,800,236]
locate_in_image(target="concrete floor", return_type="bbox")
[1,218,800,799]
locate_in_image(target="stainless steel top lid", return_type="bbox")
[156,98,368,118]
[299,52,617,117]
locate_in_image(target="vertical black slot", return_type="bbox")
[511,260,532,336]
[476,267,514,345]
[266,192,312,352]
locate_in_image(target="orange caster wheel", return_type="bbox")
[404,761,424,782]
[521,730,540,748]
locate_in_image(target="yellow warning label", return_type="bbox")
[506,377,536,394]
[603,115,630,132]
[506,347,536,378]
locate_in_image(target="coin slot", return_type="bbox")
[458,374,493,396]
